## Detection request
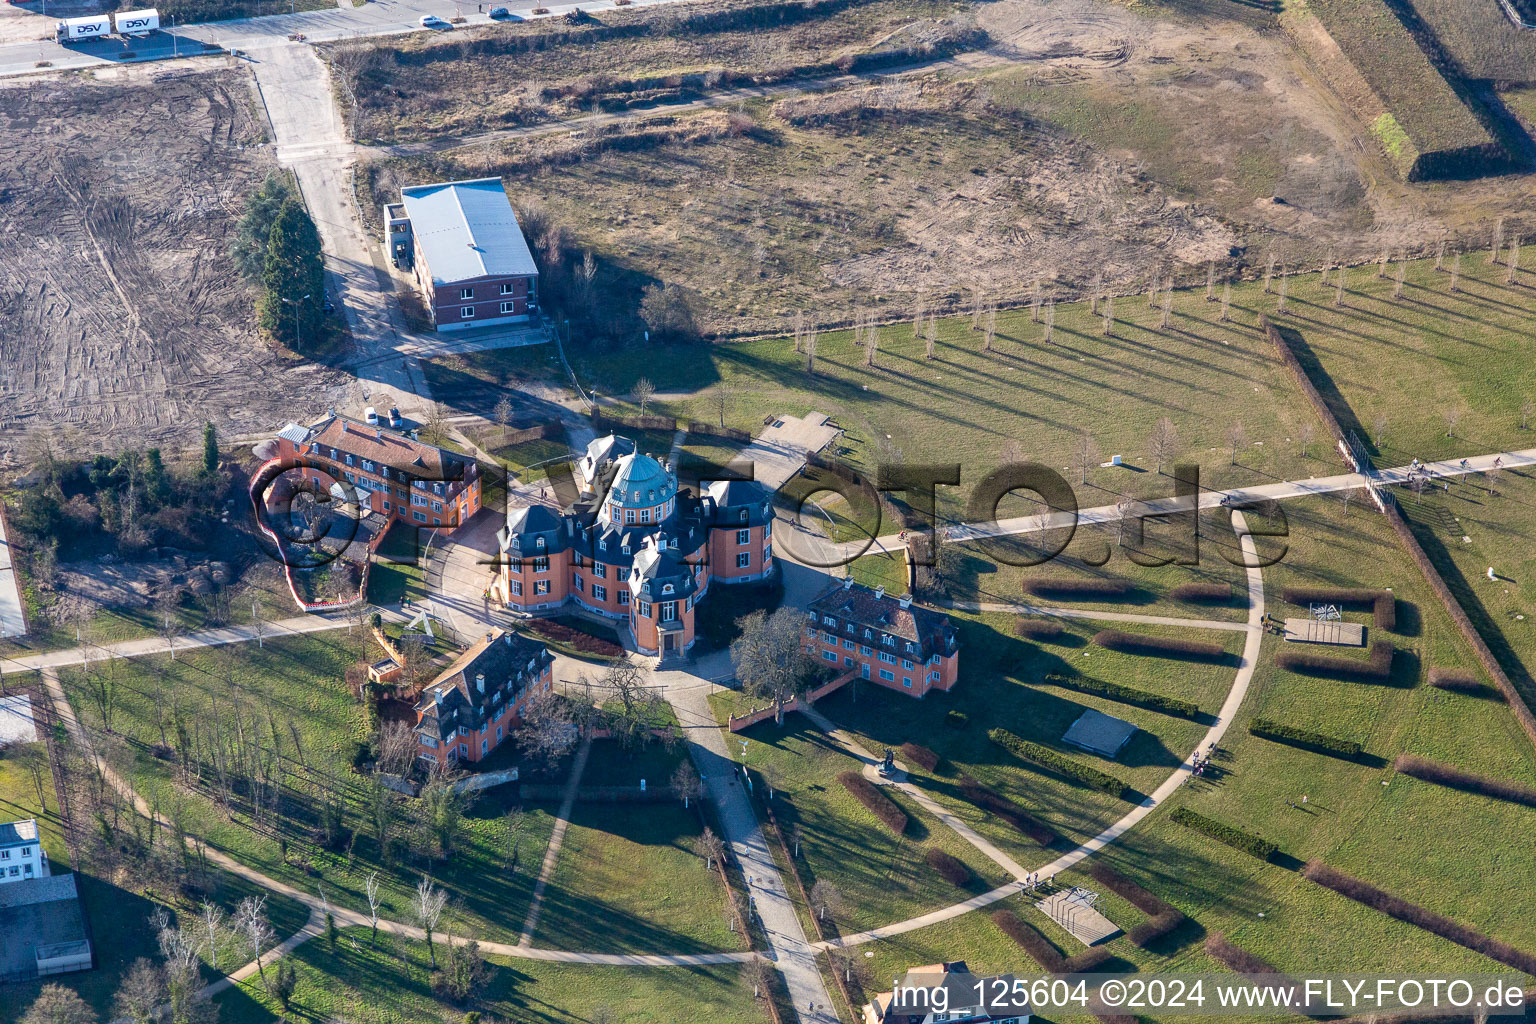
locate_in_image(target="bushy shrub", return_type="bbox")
[1280,586,1396,631]
[1089,863,1186,948]
[1205,932,1279,975]
[1248,719,1362,760]
[1170,807,1276,860]
[1301,861,1536,975]
[525,617,624,657]
[988,729,1126,797]
[1091,630,1226,662]
[924,847,970,886]
[1393,754,1536,807]
[1014,617,1066,641]
[1169,581,1232,602]
[991,910,1111,973]
[1023,578,1132,600]
[958,776,1055,845]
[1275,641,1395,682]
[1426,667,1497,698]
[1045,673,1200,719]
[945,709,969,729]
[899,742,940,772]
[837,771,907,834]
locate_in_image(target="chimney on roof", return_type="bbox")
[475,673,485,694]
[875,586,886,600]
[486,631,494,644]
[842,576,854,589]
[505,633,513,645]
[899,595,912,610]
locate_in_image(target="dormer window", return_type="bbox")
[663,583,673,594]
[621,545,631,556]
[536,537,545,549]
[739,509,748,522]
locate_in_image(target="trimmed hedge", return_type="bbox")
[1014,617,1066,641]
[1170,581,1232,603]
[898,742,940,772]
[1170,807,1276,860]
[1091,629,1226,662]
[945,709,969,730]
[924,847,971,887]
[958,775,1055,845]
[1426,666,1498,698]
[836,771,907,834]
[991,910,1113,974]
[1302,860,1536,975]
[1394,754,1536,808]
[1280,586,1396,631]
[1089,863,1186,948]
[1022,578,1132,600]
[1275,640,1395,682]
[1248,718,1362,760]
[1045,672,1200,719]
[988,729,1127,797]
[1205,932,1279,975]
[525,617,625,658]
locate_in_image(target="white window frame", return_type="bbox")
[460,305,475,319]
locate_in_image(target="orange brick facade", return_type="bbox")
[805,580,960,698]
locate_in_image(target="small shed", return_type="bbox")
[1062,709,1138,759]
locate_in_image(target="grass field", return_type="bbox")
[0,679,68,871]
[213,928,769,1024]
[533,801,746,954]
[54,633,559,947]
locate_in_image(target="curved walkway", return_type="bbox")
[820,510,1267,950]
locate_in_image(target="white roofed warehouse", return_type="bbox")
[386,177,539,332]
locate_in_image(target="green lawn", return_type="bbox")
[55,633,558,947]
[213,928,769,1024]
[706,700,1013,937]
[0,679,68,871]
[533,800,746,955]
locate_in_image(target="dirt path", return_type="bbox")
[516,735,591,946]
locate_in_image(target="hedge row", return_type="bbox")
[899,743,940,772]
[1275,641,1395,682]
[990,910,1112,974]
[836,771,907,834]
[1170,807,1276,860]
[1091,629,1226,663]
[1426,666,1498,698]
[945,709,969,730]
[988,729,1127,797]
[1281,586,1396,630]
[1088,863,1186,948]
[1022,578,1132,600]
[1393,754,1536,808]
[1045,672,1200,719]
[1302,860,1536,975]
[685,421,751,442]
[1014,617,1066,641]
[1205,932,1280,975]
[524,618,625,658]
[1169,581,1232,603]
[924,847,971,887]
[958,775,1055,845]
[1248,718,1363,760]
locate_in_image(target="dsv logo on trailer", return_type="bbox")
[121,18,151,28]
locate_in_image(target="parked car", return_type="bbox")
[488,5,509,16]
[419,14,449,28]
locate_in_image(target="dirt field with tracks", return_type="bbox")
[0,64,347,467]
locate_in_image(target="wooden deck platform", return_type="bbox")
[1036,889,1122,947]
[1283,618,1365,646]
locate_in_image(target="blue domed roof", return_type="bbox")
[608,453,676,509]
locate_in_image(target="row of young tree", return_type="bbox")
[234,173,327,353]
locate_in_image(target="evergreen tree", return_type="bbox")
[233,172,295,281]
[202,423,218,477]
[260,198,326,352]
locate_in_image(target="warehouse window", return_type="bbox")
[500,301,516,314]
[460,287,474,300]
[461,306,475,319]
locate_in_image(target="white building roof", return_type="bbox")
[399,178,539,287]
[0,819,38,847]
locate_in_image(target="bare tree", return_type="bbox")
[731,608,812,726]
[865,322,879,368]
[200,900,225,970]
[1090,273,1103,314]
[250,595,270,649]
[1300,421,1315,458]
[911,296,924,338]
[492,395,514,443]
[671,761,702,809]
[1227,420,1246,465]
[1042,299,1055,344]
[1100,294,1114,336]
[424,400,451,448]
[232,895,275,989]
[1507,238,1521,284]
[1393,261,1405,300]
[632,377,657,417]
[1159,279,1172,330]
[1522,397,1534,431]
[1115,492,1136,546]
[1334,267,1346,307]
[377,720,417,776]
[1376,251,1388,278]
[697,825,725,871]
[414,877,448,968]
[1486,463,1503,495]
[1029,279,1042,323]
[515,690,578,770]
[113,959,167,1024]
[804,328,817,375]
[982,305,996,353]
[1206,261,1216,301]
[1435,240,1446,271]
[971,288,985,330]
[924,315,936,359]
[1148,417,1179,474]
[1219,281,1232,322]
[1276,273,1288,315]
[1491,216,1505,266]
[811,879,843,922]
[1076,431,1095,485]
[1450,252,1461,293]
[365,870,382,947]
[1263,253,1275,294]
[1444,406,1463,437]
[710,383,736,429]
[792,310,806,353]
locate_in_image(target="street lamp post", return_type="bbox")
[280,293,312,351]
